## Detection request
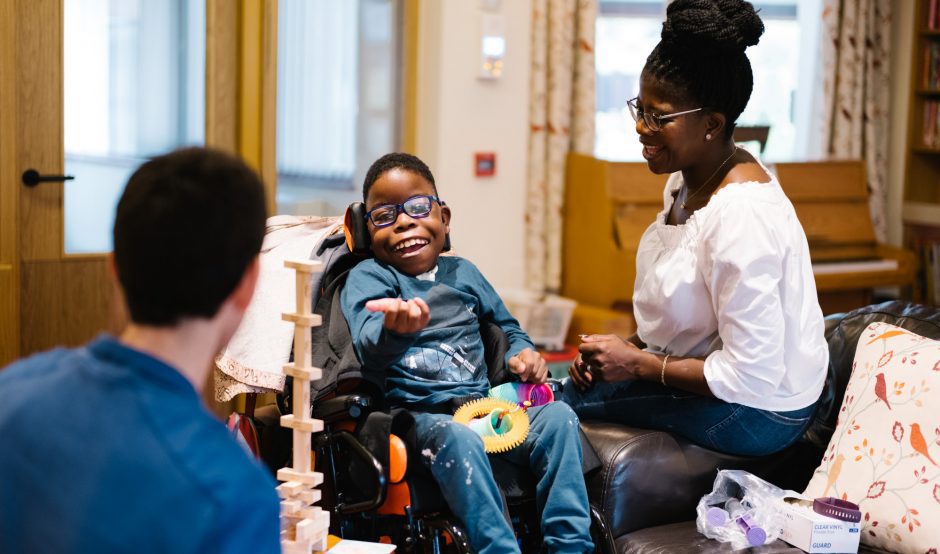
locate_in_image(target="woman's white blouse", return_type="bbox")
[633,170,828,412]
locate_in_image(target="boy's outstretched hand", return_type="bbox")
[508,348,548,384]
[366,297,430,334]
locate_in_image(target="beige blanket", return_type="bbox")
[214,215,341,401]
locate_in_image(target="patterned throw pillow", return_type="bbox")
[804,322,940,553]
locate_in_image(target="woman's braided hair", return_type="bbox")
[643,0,764,136]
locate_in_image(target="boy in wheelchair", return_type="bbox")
[339,153,594,553]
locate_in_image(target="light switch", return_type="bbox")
[479,14,505,80]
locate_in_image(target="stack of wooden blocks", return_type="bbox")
[277,259,330,553]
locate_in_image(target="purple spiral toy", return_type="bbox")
[488,382,554,406]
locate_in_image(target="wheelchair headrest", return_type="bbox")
[343,202,372,256]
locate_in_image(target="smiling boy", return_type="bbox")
[340,153,594,554]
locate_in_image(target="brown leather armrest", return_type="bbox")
[617,521,802,554]
[581,421,769,538]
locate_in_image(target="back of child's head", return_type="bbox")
[362,152,438,202]
[643,0,764,136]
[113,146,267,326]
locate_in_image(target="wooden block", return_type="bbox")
[281,514,304,531]
[280,541,309,554]
[293,327,312,368]
[284,259,323,273]
[312,511,330,531]
[294,518,315,540]
[281,312,322,327]
[280,414,323,433]
[292,377,311,422]
[295,518,329,542]
[297,489,321,505]
[282,364,323,381]
[276,481,306,499]
[281,499,303,515]
[297,508,330,532]
[296,271,313,314]
[293,429,312,473]
[311,534,328,552]
[296,507,323,521]
[277,468,324,487]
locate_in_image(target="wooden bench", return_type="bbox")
[561,154,916,331]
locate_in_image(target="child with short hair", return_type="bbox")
[341,152,594,554]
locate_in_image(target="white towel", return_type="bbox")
[214,215,342,401]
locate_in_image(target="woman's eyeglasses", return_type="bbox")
[365,194,444,228]
[625,97,703,132]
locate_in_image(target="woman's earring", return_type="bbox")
[705,133,712,141]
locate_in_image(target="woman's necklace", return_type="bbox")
[680,146,738,210]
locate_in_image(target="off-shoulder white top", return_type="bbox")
[633,169,828,411]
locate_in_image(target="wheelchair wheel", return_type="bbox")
[418,517,472,554]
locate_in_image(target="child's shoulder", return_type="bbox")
[347,257,394,282]
[439,256,498,288]
[440,254,478,272]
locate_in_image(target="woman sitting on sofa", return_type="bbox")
[561,0,828,457]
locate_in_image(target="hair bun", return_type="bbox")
[660,0,764,56]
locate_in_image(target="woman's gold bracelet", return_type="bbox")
[660,354,670,386]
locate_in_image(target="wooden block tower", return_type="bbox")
[277,259,330,553]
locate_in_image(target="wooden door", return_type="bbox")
[0,0,276,386]
[0,1,124,366]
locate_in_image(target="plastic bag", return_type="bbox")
[696,469,788,550]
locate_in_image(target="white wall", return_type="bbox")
[415,0,532,291]
[416,0,913,277]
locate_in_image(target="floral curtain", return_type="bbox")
[526,0,596,294]
[818,0,892,241]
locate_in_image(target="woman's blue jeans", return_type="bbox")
[561,379,817,457]
[413,402,594,554]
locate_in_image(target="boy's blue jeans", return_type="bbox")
[414,402,594,554]
[561,379,817,457]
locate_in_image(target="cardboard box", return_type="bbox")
[778,495,860,554]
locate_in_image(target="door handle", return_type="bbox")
[22,169,75,188]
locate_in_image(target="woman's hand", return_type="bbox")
[366,297,430,334]
[508,348,549,384]
[578,334,653,383]
[568,354,593,391]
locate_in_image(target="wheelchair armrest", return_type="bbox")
[313,394,372,424]
[315,429,387,514]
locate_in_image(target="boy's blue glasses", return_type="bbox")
[365,194,444,228]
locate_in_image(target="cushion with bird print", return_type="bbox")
[804,322,940,553]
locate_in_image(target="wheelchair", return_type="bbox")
[269,216,616,553]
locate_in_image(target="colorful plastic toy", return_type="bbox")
[453,398,531,453]
[488,381,554,407]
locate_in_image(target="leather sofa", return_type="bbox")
[580,301,940,553]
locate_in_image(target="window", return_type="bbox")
[594,0,821,162]
[276,0,402,216]
[64,0,205,253]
